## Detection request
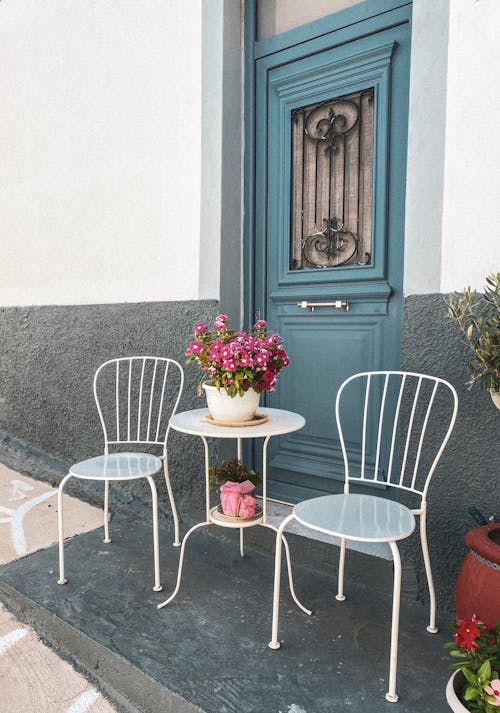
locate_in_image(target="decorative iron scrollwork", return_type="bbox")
[290,89,374,271]
[300,217,370,268]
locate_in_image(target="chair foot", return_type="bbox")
[153,585,163,592]
[268,641,281,650]
[335,594,346,601]
[103,538,112,544]
[57,578,68,585]
[426,625,438,634]
[385,692,399,703]
[173,541,181,547]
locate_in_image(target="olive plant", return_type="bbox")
[448,273,500,392]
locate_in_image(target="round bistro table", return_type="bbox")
[157,407,310,614]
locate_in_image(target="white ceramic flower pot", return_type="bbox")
[203,383,260,422]
[446,671,469,712]
[490,389,500,410]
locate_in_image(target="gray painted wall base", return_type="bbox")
[402,294,499,612]
[0,300,219,517]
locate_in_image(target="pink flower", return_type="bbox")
[209,346,222,364]
[186,341,204,355]
[186,315,289,393]
[194,322,207,337]
[255,352,268,367]
[484,680,500,706]
[253,319,267,330]
[215,314,229,331]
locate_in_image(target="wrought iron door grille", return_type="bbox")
[290,88,374,270]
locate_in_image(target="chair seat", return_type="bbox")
[293,493,416,543]
[70,453,162,481]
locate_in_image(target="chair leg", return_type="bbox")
[146,476,162,592]
[269,513,295,650]
[163,458,180,546]
[103,479,111,544]
[419,510,438,633]
[57,473,73,585]
[240,528,245,558]
[386,541,402,703]
[335,536,347,601]
[281,532,312,616]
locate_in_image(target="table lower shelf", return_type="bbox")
[209,505,264,529]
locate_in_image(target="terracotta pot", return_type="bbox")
[446,671,469,712]
[455,523,500,628]
[203,383,260,422]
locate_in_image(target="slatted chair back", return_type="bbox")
[335,371,458,502]
[93,357,184,452]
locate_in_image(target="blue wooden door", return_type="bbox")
[248,3,411,502]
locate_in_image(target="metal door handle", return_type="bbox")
[297,300,349,312]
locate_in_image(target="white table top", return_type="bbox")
[169,407,305,439]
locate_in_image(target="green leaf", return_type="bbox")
[462,667,479,686]
[478,660,492,679]
[463,686,480,701]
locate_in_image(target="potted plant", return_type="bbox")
[185,314,290,422]
[447,273,500,407]
[209,457,262,520]
[455,523,500,631]
[445,615,500,712]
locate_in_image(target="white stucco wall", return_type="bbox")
[406,0,500,295]
[0,0,210,306]
[404,0,449,295]
[440,0,500,292]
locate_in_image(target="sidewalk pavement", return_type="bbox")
[0,463,118,713]
[0,480,453,713]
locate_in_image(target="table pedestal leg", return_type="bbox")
[261,522,312,616]
[157,521,210,609]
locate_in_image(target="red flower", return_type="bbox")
[454,620,481,652]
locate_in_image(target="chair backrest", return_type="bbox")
[93,357,184,451]
[335,371,458,500]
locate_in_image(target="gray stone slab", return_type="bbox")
[0,515,452,713]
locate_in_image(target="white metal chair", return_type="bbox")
[57,356,184,592]
[269,371,458,703]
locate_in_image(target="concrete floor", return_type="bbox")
[0,512,453,713]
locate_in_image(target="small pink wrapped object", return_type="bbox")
[220,480,257,519]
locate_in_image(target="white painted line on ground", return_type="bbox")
[0,628,28,655]
[66,688,100,713]
[0,489,57,554]
[9,479,34,501]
